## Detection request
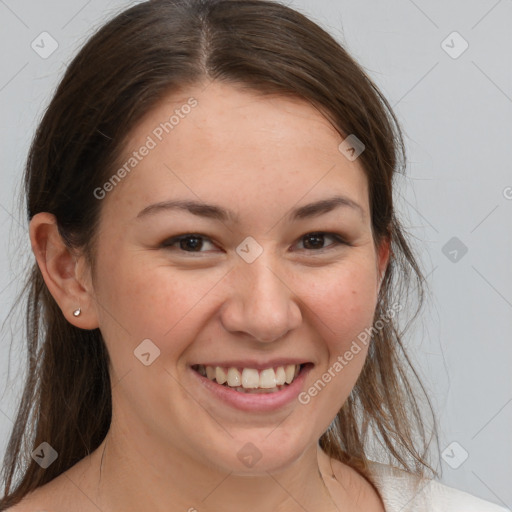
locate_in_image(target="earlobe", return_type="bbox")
[29,212,99,329]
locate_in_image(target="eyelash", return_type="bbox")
[160,232,349,255]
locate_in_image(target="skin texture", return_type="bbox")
[25,80,389,511]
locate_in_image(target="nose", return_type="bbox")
[219,257,302,343]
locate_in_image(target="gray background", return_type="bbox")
[0,0,511,508]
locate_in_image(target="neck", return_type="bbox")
[76,422,351,511]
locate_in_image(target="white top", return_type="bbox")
[366,461,510,512]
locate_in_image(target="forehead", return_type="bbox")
[101,81,369,224]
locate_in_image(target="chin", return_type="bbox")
[199,425,317,476]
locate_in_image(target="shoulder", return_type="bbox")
[1,464,87,512]
[2,485,55,512]
[426,479,510,512]
[365,461,510,512]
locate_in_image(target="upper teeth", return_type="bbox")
[197,364,300,389]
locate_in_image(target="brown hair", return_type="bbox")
[0,0,440,507]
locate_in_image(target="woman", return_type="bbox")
[0,0,508,510]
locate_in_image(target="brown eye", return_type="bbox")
[297,232,346,251]
[177,235,203,251]
[162,234,217,253]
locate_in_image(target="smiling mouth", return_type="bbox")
[191,363,309,394]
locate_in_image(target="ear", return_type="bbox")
[29,212,99,329]
[376,234,391,295]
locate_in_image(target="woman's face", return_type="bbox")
[86,81,388,474]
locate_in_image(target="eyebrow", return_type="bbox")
[135,195,365,223]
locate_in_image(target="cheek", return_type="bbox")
[300,260,379,342]
[94,249,226,348]
[293,264,379,420]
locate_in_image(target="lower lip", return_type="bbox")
[189,364,313,412]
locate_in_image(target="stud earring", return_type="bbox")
[73,307,81,317]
